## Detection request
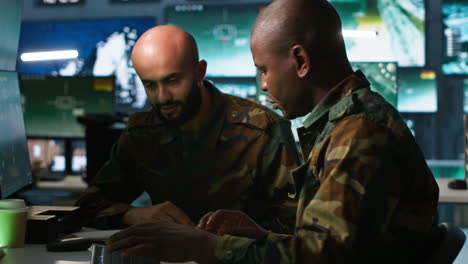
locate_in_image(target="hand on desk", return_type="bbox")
[106,221,219,264]
[122,201,195,227]
[198,209,268,240]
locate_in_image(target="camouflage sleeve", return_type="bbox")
[213,115,404,263]
[75,132,144,229]
[252,119,301,234]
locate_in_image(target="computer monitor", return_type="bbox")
[0,1,22,71]
[165,4,265,77]
[27,139,66,180]
[17,18,155,114]
[397,68,438,113]
[330,0,425,67]
[0,71,33,198]
[20,76,115,138]
[442,0,468,75]
[350,62,398,107]
[71,139,86,175]
[207,77,257,101]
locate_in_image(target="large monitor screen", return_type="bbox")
[18,18,155,113]
[350,62,398,106]
[28,139,66,178]
[0,1,22,71]
[442,0,468,75]
[0,71,32,198]
[330,0,425,67]
[397,68,437,113]
[166,4,264,77]
[71,139,86,174]
[207,77,257,100]
[20,76,115,138]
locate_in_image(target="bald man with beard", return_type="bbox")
[76,25,299,233]
[106,1,440,264]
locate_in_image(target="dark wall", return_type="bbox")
[21,0,466,160]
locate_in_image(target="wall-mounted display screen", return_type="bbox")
[71,139,86,174]
[36,0,84,5]
[166,4,264,77]
[18,18,155,113]
[330,0,425,67]
[442,0,468,75]
[28,139,66,176]
[20,76,115,138]
[351,62,398,106]
[207,78,257,100]
[397,68,437,113]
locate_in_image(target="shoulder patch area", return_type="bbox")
[223,94,286,130]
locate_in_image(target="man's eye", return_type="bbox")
[167,78,178,84]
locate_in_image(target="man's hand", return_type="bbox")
[106,221,219,263]
[198,210,268,240]
[122,201,195,226]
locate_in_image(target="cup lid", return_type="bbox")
[0,199,26,209]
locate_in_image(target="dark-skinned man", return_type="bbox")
[76,25,299,234]
[106,1,440,263]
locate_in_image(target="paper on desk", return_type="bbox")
[72,230,122,241]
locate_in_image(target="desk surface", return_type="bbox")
[436,178,468,203]
[1,244,90,264]
[1,244,196,264]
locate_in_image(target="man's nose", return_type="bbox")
[261,79,268,92]
[158,85,173,104]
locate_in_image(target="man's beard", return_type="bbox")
[154,81,202,126]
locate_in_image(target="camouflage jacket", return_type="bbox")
[214,71,440,264]
[76,81,299,231]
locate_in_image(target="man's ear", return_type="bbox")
[197,60,207,85]
[291,45,310,78]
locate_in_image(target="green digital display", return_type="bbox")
[397,68,438,113]
[166,4,264,77]
[330,0,425,66]
[20,76,114,138]
[351,62,398,106]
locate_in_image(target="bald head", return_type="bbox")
[132,25,199,76]
[252,0,346,62]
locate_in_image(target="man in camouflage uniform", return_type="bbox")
[105,0,440,263]
[76,25,299,231]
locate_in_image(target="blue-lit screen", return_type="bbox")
[18,18,155,113]
[397,68,437,113]
[442,0,468,75]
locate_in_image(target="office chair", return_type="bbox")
[426,223,466,264]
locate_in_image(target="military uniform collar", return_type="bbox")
[302,70,370,129]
